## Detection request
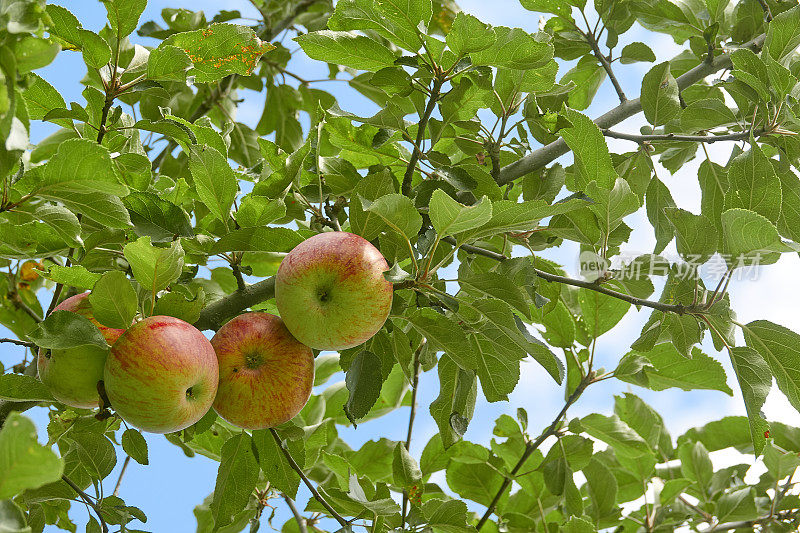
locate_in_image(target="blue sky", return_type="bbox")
[2,0,799,531]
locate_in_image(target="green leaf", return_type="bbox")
[680,98,737,132]
[210,227,303,254]
[429,190,492,237]
[724,143,782,222]
[731,49,771,103]
[393,442,422,488]
[123,237,185,294]
[560,57,605,111]
[210,434,259,531]
[164,24,275,83]
[88,271,137,330]
[519,0,573,18]
[152,290,205,324]
[0,413,63,499]
[121,429,148,465]
[35,138,126,195]
[123,192,194,243]
[40,184,131,229]
[765,4,800,64]
[663,207,717,264]
[467,197,588,241]
[363,193,423,241]
[720,208,783,265]
[445,459,504,507]
[44,265,101,290]
[577,413,652,458]
[22,204,83,249]
[646,176,677,254]
[677,440,712,494]
[344,350,383,425]
[251,430,301,500]
[584,457,617,517]
[295,31,397,72]
[586,177,640,236]
[764,441,800,480]
[147,45,193,81]
[234,196,285,228]
[619,42,656,63]
[27,311,107,351]
[0,374,54,402]
[46,5,112,69]
[458,270,531,320]
[742,320,800,417]
[446,13,495,55]
[101,0,146,38]
[641,62,680,126]
[560,108,617,190]
[328,0,431,52]
[22,74,66,121]
[578,289,629,338]
[188,145,238,224]
[716,488,759,523]
[0,500,29,533]
[430,355,477,448]
[471,26,553,70]
[728,347,771,456]
[617,344,732,394]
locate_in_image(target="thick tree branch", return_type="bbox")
[193,277,275,331]
[269,428,348,528]
[441,237,691,315]
[601,128,769,144]
[475,374,594,530]
[62,475,109,533]
[497,33,766,185]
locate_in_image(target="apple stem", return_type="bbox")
[269,428,348,528]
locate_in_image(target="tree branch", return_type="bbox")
[584,30,626,102]
[441,237,691,315]
[601,128,769,144]
[497,33,767,185]
[113,456,131,496]
[402,78,444,196]
[62,475,109,533]
[269,428,348,528]
[401,339,426,527]
[475,374,594,530]
[0,338,36,348]
[193,277,275,331]
[283,494,309,533]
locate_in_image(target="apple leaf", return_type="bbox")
[210,227,303,254]
[0,374,54,402]
[27,310,108,351]
[344,350,383,426]
[0,413,64,499]
[123,236,185,295]
[210,434,259,531]
[393,442,422,489]
[122,429,149,466]
[728,347,771,456]
[188,145,238,224]
[428,190,492,237]
[153,289,205,324]
[43,265,101,290]
[251,430,302,500]
[363,193,422,242]
[89,271,137,329]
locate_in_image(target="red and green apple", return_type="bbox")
[104,316,218,433]
[211,312,314,429]
[275,231,393,351]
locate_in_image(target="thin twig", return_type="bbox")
[402,78,444,196]
[269,428,348,527]
[475,375,594,530]
[0,338,36,348]
[401,339,426,527]
[441,237,693,316]
[583,26,626,102]
[601,128,768,144]
[113,456,131,497]
[62,475,109,533]
[283,494,309,533]
[11,294,43,323]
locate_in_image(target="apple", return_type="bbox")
[38,292,125,409]
[275,231,393,350]
[211,312,314,429]
[104,316,218,434]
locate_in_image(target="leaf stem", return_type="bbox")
[269,428,348,528]
[62,474,109,533]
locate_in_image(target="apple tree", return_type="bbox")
[3,0,800,531]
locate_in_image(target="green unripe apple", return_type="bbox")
[104,316,218,434]
[211,312,314,430]
[275,231,393,351]
[37,292,125,409]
